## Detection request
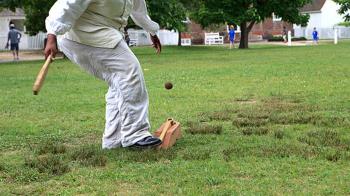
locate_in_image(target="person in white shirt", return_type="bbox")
[45,0,162,149]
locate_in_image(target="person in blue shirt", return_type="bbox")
[6,23,22,60]
[312,27,319,45]
[228,25,236,49]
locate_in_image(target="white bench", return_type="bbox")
[205,33,224,45]
[181,38,191,46]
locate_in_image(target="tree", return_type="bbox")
[1,0,188,45]
[0,0,23,11]
[191,0,311,49]
[334,0,350,21]
[0,0,55,35]
[146,0,187,46]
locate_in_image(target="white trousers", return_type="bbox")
[59,38,152,149]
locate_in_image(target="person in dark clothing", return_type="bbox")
[6,23,22,60]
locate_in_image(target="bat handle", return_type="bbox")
[159,119,173,141]
[32,55,53,95]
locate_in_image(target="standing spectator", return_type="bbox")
[124,27,131,46]
[312,27,319,45]
[282,26,287,43]
[228,25,236,49]
[6,23,22,61]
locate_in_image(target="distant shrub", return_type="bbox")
[338,22,350,27]
[268,36,284,42]
[292,37,307,41]
[267,36,307,42]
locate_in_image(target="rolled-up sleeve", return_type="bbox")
[45,0,93,35]
[131,0,160,35]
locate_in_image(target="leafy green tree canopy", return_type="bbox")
[334,0,350,21]
[0,0,55,35]
[146,0,187,32]
[191,0,311,49]
[1,0,187,39]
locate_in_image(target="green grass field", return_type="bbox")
[1,42,349,195]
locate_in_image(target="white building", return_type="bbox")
[294,0,350,39]
[0,8,46,50]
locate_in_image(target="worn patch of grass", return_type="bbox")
[240,126,269,136]
[25,154,69,175]
[5,167,43,183]
[0,162,5,171]
[186,121,223,135]
[71,146,108,167]
[298,129,342,147]
[324,149,342,162]
[313,116,350,127]
[33,140,67,155]
[233,118,269,128]
[181,148,212,161]
[274,129,285,139]
[208,110,235,121]
[236,109,270,119]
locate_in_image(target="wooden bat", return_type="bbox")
[32,55,53,95]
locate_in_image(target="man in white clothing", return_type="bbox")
[45,0,162,149]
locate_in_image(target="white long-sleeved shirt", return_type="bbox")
[46,0,159,48]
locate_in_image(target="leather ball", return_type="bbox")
[164,82,173,90]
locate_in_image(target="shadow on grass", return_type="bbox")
[181,148,213,161]
[109,148,178,163]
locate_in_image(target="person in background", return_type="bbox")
[312,27,319,45]
[228,25,236,49]
[282,26,287,43]
[6,23,22,61]
[124,27,131,46]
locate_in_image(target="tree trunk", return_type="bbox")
[239,21,255,49]
[178,31,182,46]
[239,23,248,49]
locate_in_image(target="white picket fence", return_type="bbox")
[294,27,350,39]
[127,29,178,46]
[0,32,46,51]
